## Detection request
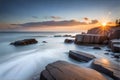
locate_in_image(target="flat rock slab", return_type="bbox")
[92,58,120,80]
[40,61,107,80]
[69,50,96,62]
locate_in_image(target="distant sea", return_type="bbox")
[0,32,113,80]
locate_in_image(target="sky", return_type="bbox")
[0,0,120,31]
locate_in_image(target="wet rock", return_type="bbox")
[54,35,62,37]
[63,35,72,37]
[75,34,108,44]
[109,39,120,52]
[40,61,107,80]
[64,39,74,43]
[93,46,101,50]
[104,53,109,55]
[42,41,47,43]
[105,49,111,52]
[10,39,38,46]
[113,54,120,59]
[92,58,120,80]
[69,50,96,62]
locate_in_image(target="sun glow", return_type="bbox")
[101,22,107,27]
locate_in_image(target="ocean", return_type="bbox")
[0,32,113,80]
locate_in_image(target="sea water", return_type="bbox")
[0,32,113,80]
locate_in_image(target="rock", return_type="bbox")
[93,46,101,50]
[104,53,109,55]
[105,49,111,52]
[63,35,72,37]
[109,39,120,52]
[75,34,108,44]
[64,39,74,43]
[42,41,47,43]
[54,35,62,37]
[40,61,107,80]
[113,54,120,59]
[10,39,38,46]
[69,50,95,62]
[92,58,120,80]
[109,29,120,40]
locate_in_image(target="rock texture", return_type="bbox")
[75,34,108,44]
[109,39,120,52]
[40,61,107,80]
[64,39,74,43]
[92,58,120,80]
[109,29,120,39]
[69,50,96,62]
[10,39,38,46]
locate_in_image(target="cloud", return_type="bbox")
[0,19,99,31]
[84,17,89,21]
[0,24,21,31]
[19,20,88,27]
[90,20,99,24]
[44,16,62,20]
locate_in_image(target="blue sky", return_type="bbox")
[0,0,120,31]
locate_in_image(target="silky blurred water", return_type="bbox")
[0,32,114,80]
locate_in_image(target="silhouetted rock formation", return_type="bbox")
[87,26,120,40]
[109,29,120,39]
[92,58,120,80]
[40,61,107,80]
[10,39,38,46]
[64,39,74,43]
[69,50,95,62]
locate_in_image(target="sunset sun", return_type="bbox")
[101,22,107,27]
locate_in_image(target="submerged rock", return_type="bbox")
[10,39,38,46]
[42,41,47,43]
[92,58,120,80]
[64,39,74,43]
[40,61,107,80]
[93,46,101,50]
[69,50,96,62]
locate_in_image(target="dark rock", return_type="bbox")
[109,29,120,40]
[92,58,120,80]
[109,39,120,52]
[113,54,120,59]
[104,53,109,55]
[69,50,96,62]
[63,35,72,37]
[42,41,47,43]
[93,46,101,50]
[10,39,38,46]
[75,34,108,44]
[105,49,111,52]
[40,61,107,80]
[54,35,62,37]
[64,39,74,43]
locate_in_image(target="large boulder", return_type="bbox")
[109,39,120,52]
[40,61,107,80]
[109,29,120,39]
[92,58,120,80]
[75,34,108,44]
[69,50,96,62]
[10,39,38,46]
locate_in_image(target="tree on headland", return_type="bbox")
[116,19,120,26]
